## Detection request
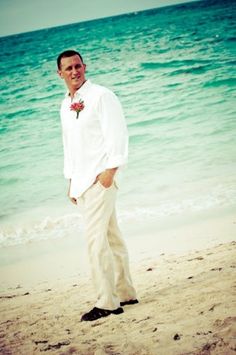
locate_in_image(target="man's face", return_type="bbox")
[58,55,86,91]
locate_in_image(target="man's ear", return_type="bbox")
[57,69,63,79]
[83,64,86,72]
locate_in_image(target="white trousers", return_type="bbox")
[79,180,137,310]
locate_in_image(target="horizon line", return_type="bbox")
[0,0,201,40]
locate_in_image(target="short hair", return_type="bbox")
[57,50,84,69]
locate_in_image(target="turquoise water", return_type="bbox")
[0,0,236,247]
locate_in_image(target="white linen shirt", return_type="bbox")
[60,79,128,198]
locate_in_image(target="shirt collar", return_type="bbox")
[65,79,91,98]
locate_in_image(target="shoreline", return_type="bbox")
[0,208,235,290]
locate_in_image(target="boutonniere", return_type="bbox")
[70,99,85,119]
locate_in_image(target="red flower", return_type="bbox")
[70,99,85,118]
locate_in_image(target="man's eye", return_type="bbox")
[75,65,81,69]
[66,66,72,71]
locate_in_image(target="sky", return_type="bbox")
[0,0,197,37]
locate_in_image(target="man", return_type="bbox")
[57,50,138,322]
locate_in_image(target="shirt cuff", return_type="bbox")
[64,170,72,179]
[105,155,128,169]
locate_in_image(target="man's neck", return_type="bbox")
[69,80,87,98]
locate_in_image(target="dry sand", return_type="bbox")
[0,239,235,354]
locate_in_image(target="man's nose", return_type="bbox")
[72,67,78,75]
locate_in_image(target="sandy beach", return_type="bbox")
[0,212,236,355]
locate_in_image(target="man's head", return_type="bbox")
[57,50,86,95]
[57,50,84,70]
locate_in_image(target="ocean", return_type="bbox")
[0,0,236,248]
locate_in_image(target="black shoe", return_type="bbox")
[120,299,139,306]
[81,307,124,322]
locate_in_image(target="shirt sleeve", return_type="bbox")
[98,90,129,169]
[61,121,72,179]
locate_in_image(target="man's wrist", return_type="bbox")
[105,167,118,177]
